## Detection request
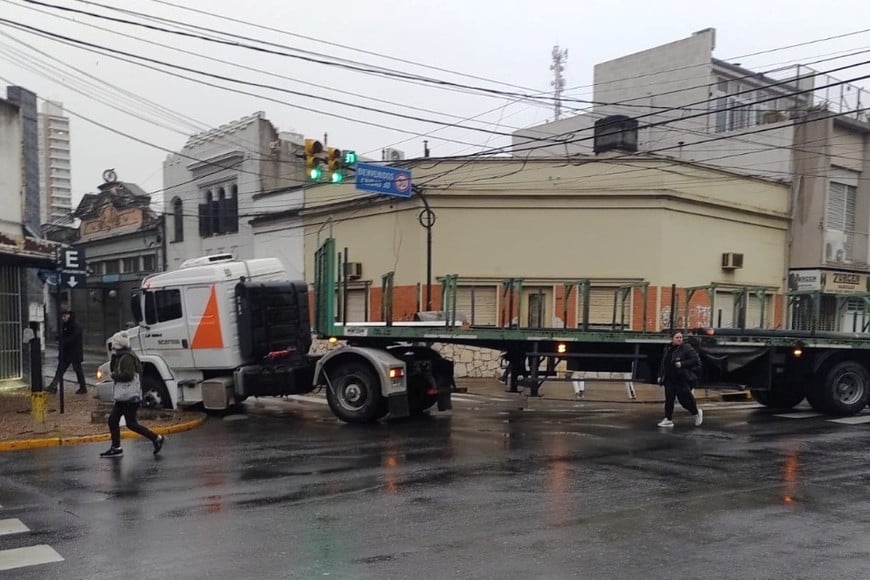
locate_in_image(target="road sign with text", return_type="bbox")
[57,248,86,274]
[354,163,413,198]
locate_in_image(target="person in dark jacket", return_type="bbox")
[99,331,165,458]
[47,310,87,394]
[656,330,703,428]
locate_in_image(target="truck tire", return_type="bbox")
[325,362,388,423]
[751,385,804,409]
[141,374,172,410]
[804,382,829,413]
[822,361,870,416]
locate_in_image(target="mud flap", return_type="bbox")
[388,392,410,418]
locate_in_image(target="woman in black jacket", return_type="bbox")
[657,330,703,428]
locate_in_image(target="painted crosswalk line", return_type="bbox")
[284,395,328,406]
[829,415,870,425]
[0,545,64,571]
[773,411,823,419]
[0,518,28,536]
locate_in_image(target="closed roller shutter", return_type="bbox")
[345,288,368,322]
[712,292,735,328]
[745,294,769,328]
[579,288,620,329]
[456,286,497,326]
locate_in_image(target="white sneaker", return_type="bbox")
[657,418,674,428]
[694,408,704,426]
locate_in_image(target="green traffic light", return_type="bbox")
[342,150,357,166]
[330,171,344,183]
[309,167,323,180]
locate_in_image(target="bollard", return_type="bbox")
[24,324,48,433]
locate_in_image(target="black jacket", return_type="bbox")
[59,312,84,363]
[658,341,701,389]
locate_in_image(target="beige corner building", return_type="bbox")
[273,154,790,335]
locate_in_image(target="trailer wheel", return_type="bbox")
[750,385,804,409]
[325,362,388,423]
[141,374,172,410]
[407,375,438,415]
[804,383,829,413]
[822,361,870,416]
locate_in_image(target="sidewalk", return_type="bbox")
[0,347,204,452]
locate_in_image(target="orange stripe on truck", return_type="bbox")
[192,285,224,349]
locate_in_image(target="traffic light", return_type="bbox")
[327,147,343,183]
[342,150,357,167]
[305,139,324,181]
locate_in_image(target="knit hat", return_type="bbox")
[110,331,131,350]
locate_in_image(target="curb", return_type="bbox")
[0,414,208,452]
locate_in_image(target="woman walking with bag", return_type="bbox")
[100,331,165,458]
[657,330,703,428]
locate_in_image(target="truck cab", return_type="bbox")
[98,254,313,410]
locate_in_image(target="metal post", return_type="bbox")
[54,286,65,414]
[27,322,47,431]
[414,186,435,311]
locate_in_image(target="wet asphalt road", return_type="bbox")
[1,393,869,580]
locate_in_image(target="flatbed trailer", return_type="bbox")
[313,238,870,419]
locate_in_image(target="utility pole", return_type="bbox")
[550,45,568,121]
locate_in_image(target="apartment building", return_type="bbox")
[38,100,73,223]
[514,28,870,331]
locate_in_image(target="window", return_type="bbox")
[144,289,182,324]
[143,254,156,272]
[122,257,139,273]
[104,260,120,274]
[198,183,238,237]
[827,182,857,232]
[172,197,183,242]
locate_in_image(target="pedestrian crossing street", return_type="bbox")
[0,506,63,573]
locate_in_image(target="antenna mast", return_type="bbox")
[550,45,568,121]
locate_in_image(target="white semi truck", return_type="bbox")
[99,237,870,423]
[96,252,455,423]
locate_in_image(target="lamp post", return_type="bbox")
[413,185,436,311]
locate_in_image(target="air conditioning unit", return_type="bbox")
[721,252,744,270]
[343,262,362,279]
[825,231,853,263]
[383,148,405,161]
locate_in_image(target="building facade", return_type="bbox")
[65,175,164,349]
[513,28,870,332]
[163,112,307,273]
[0,94,55,386]
[38,101,72,224]
[250,152,789,375]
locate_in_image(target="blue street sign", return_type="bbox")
[354,163,413,198]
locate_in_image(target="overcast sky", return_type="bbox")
[2,0,869,209]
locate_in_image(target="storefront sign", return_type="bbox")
[788,269,870,295]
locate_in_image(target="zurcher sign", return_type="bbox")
[788,269,869,295]
[354,163,412,198]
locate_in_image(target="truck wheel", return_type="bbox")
[325,362,388,423]
[804,382,829,413]
[408,375,438,415]
[751,385,804,409]
[141,375,172,410]
[822,361,870,416]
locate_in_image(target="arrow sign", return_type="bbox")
[60,272,85,289]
